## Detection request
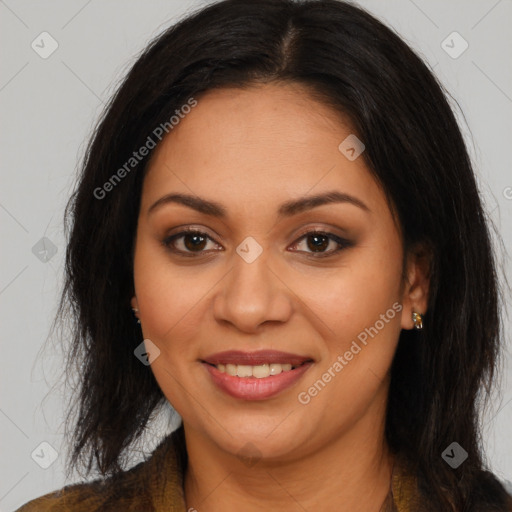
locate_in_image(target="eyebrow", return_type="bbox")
[147,190,371,218]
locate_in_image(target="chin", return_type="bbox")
[203,415,315,462]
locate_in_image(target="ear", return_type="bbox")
[400,242,432,330]
[130,296,139,318]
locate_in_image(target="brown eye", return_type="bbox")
[306,233,330,252]
[291,230,353,257]
[162,228,352,259]
[163,229,220,256]
[182,232,207,251]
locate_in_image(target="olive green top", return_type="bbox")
[15,426,421,512]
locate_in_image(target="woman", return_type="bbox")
[16,0,512,510]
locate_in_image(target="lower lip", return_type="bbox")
[202,362,313,401]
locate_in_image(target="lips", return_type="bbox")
[202,350,313,366]
[201,350,314,401]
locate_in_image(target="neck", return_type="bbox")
[183,397,395,511]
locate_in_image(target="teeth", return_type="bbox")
[253,364,270,378]
[215,362,296,378]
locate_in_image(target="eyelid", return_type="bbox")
[292,224,350,241]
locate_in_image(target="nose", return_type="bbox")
[212,246,293,333]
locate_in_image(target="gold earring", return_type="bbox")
[412,311,423,330]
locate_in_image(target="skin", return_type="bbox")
[131,82,430,511]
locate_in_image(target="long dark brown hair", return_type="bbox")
[54,0,511,509]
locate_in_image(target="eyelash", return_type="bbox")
[162,227,353,259]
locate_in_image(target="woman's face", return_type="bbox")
[131,83,426,462]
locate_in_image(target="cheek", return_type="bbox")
[292,239,403,403]
[293,284,402,432]
[132,235,210,344]
[292,246,403,345]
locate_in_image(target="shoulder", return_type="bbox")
[392,456,512,511]
[14,458,153,512]
[14,427,186,512]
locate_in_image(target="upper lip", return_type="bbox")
[202,350,313,366]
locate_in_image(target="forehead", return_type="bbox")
[141,83,386,219]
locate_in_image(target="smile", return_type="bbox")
[201,350,314,401]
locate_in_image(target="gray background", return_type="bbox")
[1,0,511,509]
